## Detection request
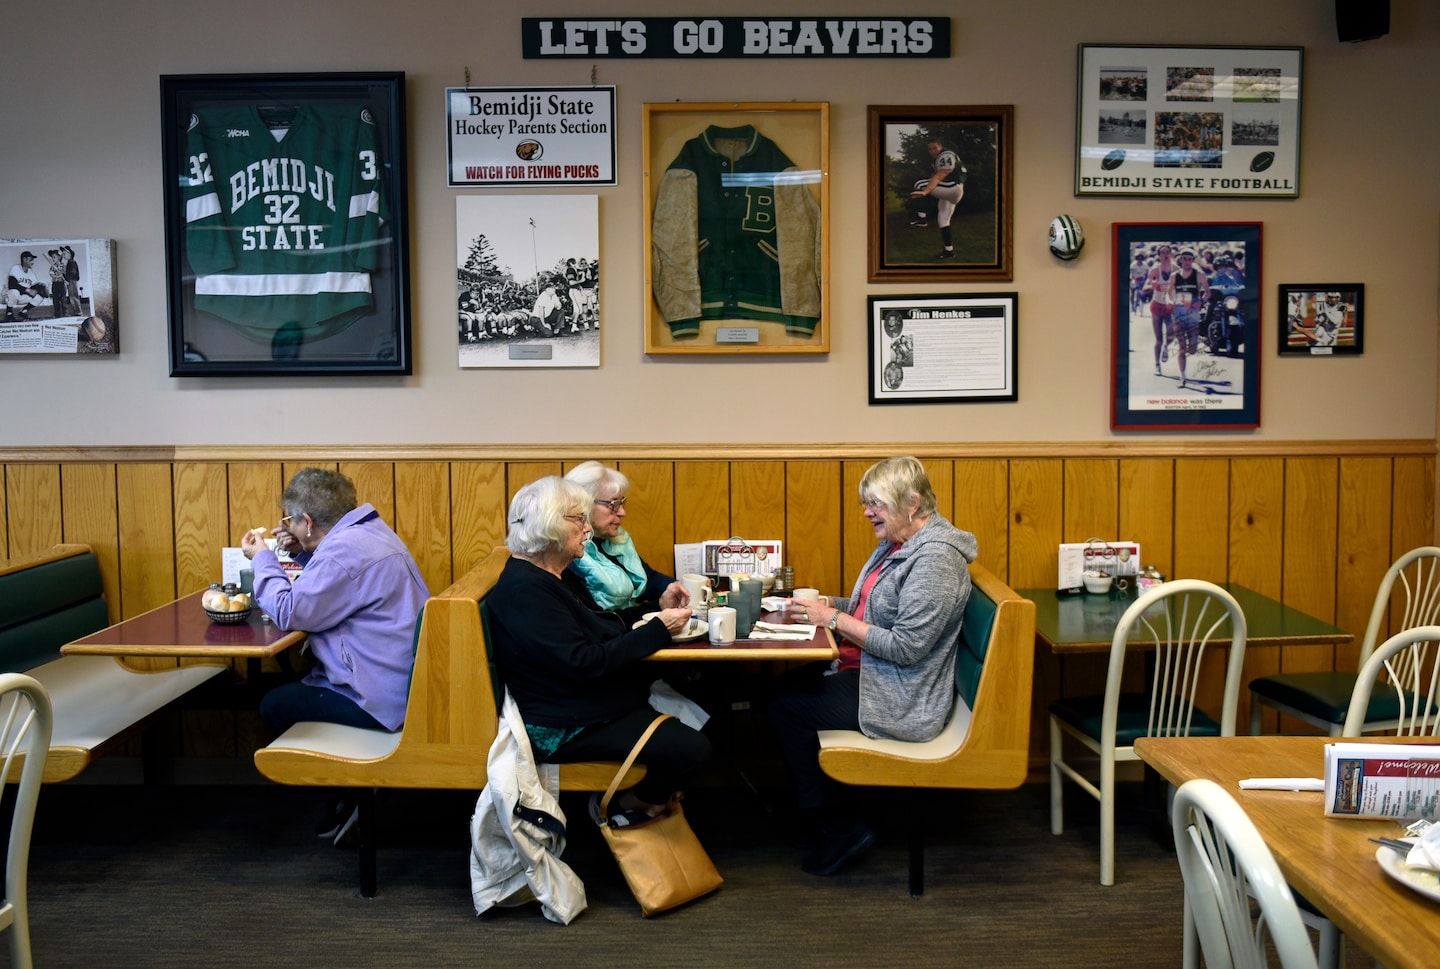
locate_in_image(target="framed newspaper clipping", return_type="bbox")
[160,72,411,376]
[1075,45,1302,199]
[642,101,829,355]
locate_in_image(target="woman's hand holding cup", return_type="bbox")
[656,607,693,636]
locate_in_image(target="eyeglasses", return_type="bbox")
[859,498,888,510]
[563,514,590,528]
[593,497,628,511]
[279,515,294,527]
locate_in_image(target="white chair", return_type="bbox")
[1050,579,1247,886]
[0,674,53,969]
[1250,546,1440,736]
[1343,624,1440,737]
[1172,779,1320,969]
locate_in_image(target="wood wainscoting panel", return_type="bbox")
[61,463,120,626]
[395,462,453,595]
[1229,457,1285,731]
[1120,459,1174,580]
[451,461,506,578]
[618,460,677,576]
[172,462,228,604]
[2,443,1435,773]
[785,460,841,596]
[1173,458,1230,583]
[1336,457,1394,668]
[344,461,397,525]
[953,458,1010,583]
[5,463,61,557]
[674,460,730,549]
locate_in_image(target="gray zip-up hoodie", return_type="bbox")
[831,514,978,742]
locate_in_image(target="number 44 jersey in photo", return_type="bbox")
[183,102,388,341]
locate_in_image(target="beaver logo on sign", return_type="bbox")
[516,140,543,161]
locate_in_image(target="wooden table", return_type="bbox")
[648,612,837,662]
[1018,583,1353,654]
[62,589,306,678]
[1135,734,1440,969]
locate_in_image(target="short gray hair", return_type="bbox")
[565,460,630,500]
[506,476,592,555]
[282,468,358,529]
[859,456,938,518]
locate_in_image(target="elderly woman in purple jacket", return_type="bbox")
[241,468,429,736]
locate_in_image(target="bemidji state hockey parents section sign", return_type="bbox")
[447,86,617,188]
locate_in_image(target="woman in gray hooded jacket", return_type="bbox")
[770,456,977,876]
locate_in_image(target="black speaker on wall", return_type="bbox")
[1336,0,1389,42]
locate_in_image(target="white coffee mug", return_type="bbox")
[707,606,736,645]
[792,588,821,603]
[682,573,712,606]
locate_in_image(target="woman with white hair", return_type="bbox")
[564,460,689,613]
[769,456,977,876]
[487,476,711,827]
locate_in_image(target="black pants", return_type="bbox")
[550,706,711,806]
[768,666,861,811]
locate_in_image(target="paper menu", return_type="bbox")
[221,542,300,586]
[673,539,782,581]
[1057,540,1141,592]
[1324,742,1440,820]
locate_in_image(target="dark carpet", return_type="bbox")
[2,778,1371,968]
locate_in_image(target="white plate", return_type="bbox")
[1375,841,1440,902]
[633,617,708,643]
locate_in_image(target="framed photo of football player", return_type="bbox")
[867,105,1013,283]
[642,101,829,355]
[866,293,1017,405]
[1278,284,1364,356]
[1075,45,1303,199]
[160,73,411,376]
[1111,222,1262,430]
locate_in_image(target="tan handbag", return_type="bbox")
[597,714,723,916]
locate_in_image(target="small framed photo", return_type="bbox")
[1075,45,1303,199]
[868,105,1013,282]
[1278,284,1363,355]
[0,238,117,355]
[642,101,828,355]
[866,293,1017,405]
[1112,222,1262,430]
[160,72,411,376]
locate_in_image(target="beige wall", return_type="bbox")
[1,0,1437,448]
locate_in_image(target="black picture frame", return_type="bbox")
[868,105,1013,283]
[1112,222,1262,430]
[866,293,1017,404]
[1278,284,1364,355]
[161,72,411,376]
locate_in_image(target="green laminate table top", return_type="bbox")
[1016,582,1353,653]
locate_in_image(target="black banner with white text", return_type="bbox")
[521,17,950,58]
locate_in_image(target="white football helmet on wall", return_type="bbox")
[1049,215,1085,261]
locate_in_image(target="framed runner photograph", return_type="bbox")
[1075,45,1303,199]
[867,105,1013,283]
[866,293,1017,405]
[160,72,411,376]
[1277,283,1364,356]
[642,101,829,355]
[1112,222,1262,430]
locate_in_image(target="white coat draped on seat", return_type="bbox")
[470,691,586,925]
